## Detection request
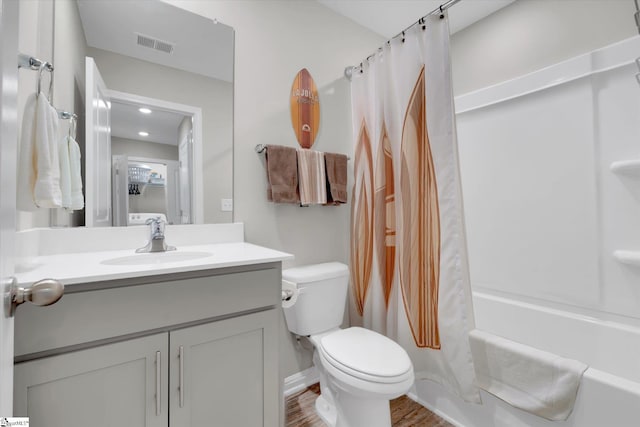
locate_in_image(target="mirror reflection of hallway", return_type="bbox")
[100,91,195,226]
[113,157,185,226]
[110,96,195,226]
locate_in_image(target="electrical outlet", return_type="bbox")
[221,199,233,212]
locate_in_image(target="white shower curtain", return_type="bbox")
[350,14,480,403]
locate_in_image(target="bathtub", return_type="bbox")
[414,35,640,426]
[409,291,640,427]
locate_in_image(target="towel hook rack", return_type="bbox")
[18,54,54,101]
[36,62,54,101]
[17,53,53,72]
[58,111,78,140]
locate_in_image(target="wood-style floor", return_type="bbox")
[285,383,453,427]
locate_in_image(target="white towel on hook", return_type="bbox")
[17,94,38,211]
[58,135,72,209]
[17,92,62,210]
[58,134,84,211]
[68,136,84,210]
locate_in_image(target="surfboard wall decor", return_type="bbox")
[290,68,320,149]
[351,120,374,316]
[399,66,441,349]
[374,123,395,308]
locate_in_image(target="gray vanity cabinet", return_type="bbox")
[170,310,279,427]
[13,264,283,427]
[14,333,169,427]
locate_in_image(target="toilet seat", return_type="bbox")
[318,327,413,384]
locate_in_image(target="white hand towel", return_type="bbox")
[17,94,38,211]
[58,136,72,209]
[17,93,62,210]
[33,94,62,208]
[296,149,327,205]
[469,329,588,421]
[68,136,84,210]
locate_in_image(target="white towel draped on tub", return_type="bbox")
[17,93,62,210]
[469,329,588,421]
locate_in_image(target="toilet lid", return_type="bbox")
[319,327,412,379]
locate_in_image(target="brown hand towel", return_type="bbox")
[265,145,299,203]
[324,152,348,205]
[297,149,327,206]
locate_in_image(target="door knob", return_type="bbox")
[6,277,64,317]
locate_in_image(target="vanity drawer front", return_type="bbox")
[15,266,281,357]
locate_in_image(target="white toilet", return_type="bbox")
[282,262,414,427]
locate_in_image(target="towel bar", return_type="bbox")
[255,144,350,160]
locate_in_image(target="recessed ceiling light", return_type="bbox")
[138,131,149,137]
[139,107,152,114]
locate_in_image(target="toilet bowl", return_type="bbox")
[282,262,414,427]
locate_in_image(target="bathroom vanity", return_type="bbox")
[11,224,292,427]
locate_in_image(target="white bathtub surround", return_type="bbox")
[349,12,479,404]
[411,367,640,427]
[469,330,587,421]
[431,34,640,427]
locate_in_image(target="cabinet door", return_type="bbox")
[170,310,279,427]
[14,334,169,427]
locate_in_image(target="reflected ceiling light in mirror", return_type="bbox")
[139,107,152,114]
[138,131,149,137]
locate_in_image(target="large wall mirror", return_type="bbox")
[40,0,233,228]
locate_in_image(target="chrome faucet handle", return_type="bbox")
[146,216,165,239]
[136,217,176,253]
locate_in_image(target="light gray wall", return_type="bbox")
[17,0,87,229]
[17,0,88,229]
[163,0,384,378]
[51,0,88,227]
[16,1,53,230]
[87,47,233,224]
[450,0,637,95]
[112,137,178,161]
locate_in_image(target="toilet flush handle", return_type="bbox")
[282,289,294,301]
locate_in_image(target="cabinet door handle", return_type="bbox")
[155,351,161,416]
[179,345,185,408]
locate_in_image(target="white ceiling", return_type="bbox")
[76,0,234,82]
[317,0,516,38]
[110,101,187,146]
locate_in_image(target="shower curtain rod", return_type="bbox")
[344,0,462,79]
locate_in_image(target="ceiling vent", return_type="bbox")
[135,33,175,54]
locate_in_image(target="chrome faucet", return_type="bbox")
[136,217,176,253]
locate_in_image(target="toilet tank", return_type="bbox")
[282,262,349,336]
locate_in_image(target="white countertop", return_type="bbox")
[15,242,293,287]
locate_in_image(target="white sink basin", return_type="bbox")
[101,251,213,266]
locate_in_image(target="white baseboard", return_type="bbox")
[406,391,466,427]
[284,367,320,397]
